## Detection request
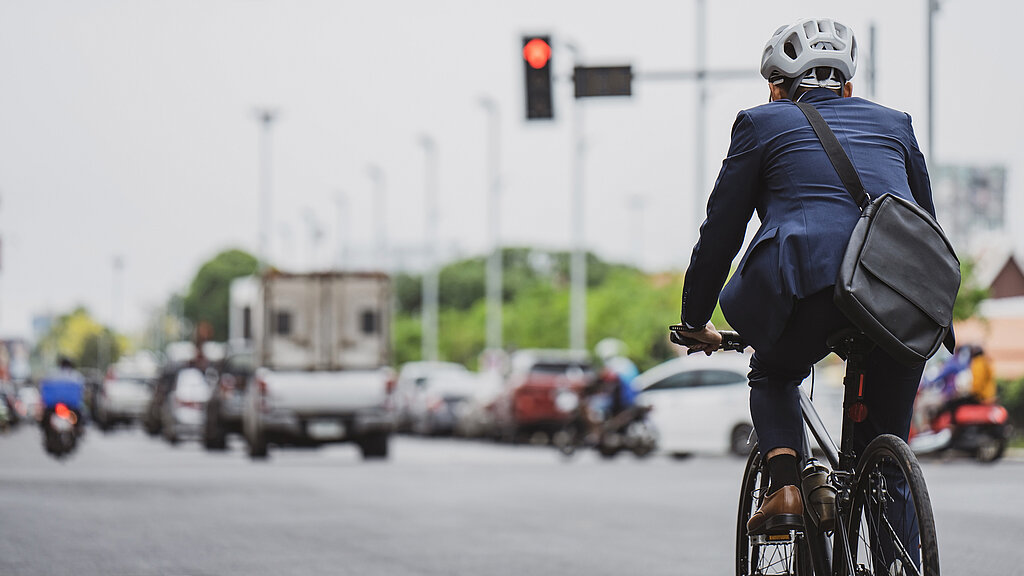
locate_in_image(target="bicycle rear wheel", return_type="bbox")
[847,434,940,575]
[736,445,814,575]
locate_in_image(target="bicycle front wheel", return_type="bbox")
[847,434,940,575]
[736,444,814,576]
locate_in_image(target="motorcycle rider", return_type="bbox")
[38,356,86,440]
[594,338,639,418]
[967,345,997,405]
[934,344,997,425]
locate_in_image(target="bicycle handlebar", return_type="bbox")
[668,325,749,353]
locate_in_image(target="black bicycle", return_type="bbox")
[670,326,939,576]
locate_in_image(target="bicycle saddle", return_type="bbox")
[826,327,874,360]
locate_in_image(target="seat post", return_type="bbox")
[828,330,875,473]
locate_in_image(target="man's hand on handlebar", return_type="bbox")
[680,322,722,356]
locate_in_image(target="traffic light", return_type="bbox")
[522,36,553,120]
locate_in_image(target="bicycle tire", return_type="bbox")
[846,434,940,575]
[736,444,814,575]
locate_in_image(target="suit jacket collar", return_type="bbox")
[795,88,841,104]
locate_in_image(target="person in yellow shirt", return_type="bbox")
[968,345,997,405]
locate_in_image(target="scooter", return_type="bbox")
[41,402,82,458]
[552,386,657,458]
[38,371,86,460]
[910,400,1012,463]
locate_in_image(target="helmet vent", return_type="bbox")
[784,35,799,60]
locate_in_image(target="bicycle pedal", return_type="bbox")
[750,531,798,545]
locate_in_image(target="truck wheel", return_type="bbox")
[247,431,269,460]
[203,414,228,451]
[95,403,113,433]
[164,425,179,446]
[359,433,389,460]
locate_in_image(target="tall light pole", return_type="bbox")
[303,208,324,271]
[867,23,878,100]
[367,164,387,268]
[254,108,278,271]
[479,97,503,352]
[565,42,587,352]
[694,0,709,242]
[926,0,939,163]
[628,194,646,269]
[419,134,439,362]
[334,191,349,270]
[112,255,124,332]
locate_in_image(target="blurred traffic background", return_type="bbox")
[1,1,1024,574]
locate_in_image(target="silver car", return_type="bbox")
[162,367,213,445]
[94,353,159,431]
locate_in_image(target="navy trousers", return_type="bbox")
[746,287,924,457]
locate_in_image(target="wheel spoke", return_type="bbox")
[849,436,938,576]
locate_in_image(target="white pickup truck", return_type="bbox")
[230,272,395,460]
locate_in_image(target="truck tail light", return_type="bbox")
[256,377,269,411]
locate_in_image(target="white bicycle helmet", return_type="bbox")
[760,18,857,84]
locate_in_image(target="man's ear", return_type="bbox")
[843,82,854,98]
[769,83,786,101]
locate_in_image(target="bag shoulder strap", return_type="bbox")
[794,101,870,209]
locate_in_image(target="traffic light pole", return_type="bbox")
[566,43,587,352]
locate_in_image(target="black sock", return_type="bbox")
[766,453,799,496]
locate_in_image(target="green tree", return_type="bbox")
[34,307,125,370]
[389,248,713,371]
[953,257,989,322]
[182,249,259,341]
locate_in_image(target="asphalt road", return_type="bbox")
[1,425,1022,576]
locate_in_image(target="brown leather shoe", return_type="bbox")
[747,485,804,535]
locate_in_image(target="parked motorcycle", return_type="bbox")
[552,386,657,458]
[910,401,1012,463]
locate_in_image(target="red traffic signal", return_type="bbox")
[523,38,552,70]
[522,35,553,120]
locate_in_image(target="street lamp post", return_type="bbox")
[695,0,708,243]
[479,97,503,353]
[334,191,349,270]
[254,108,278,271]
[418,135,440,362]
[107,255,124,369]
[927,0,939,163]
[367,164,387,269]
[628,194,646,268]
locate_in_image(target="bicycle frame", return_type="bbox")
[671,325,936,576]
[797,330,877,576]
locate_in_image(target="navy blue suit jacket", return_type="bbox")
[680,89,936,351]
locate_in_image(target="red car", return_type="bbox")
[492,349,593,443]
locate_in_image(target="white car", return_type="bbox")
[161,368,213,445]
[407,370,483,436]
[94,352,159,430]
[453,371,503,439]
[392,361,468,432]
[635,353,843,457]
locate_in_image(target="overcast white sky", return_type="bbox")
[0,0,1021,338]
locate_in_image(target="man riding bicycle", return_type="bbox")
[676,18,945,535]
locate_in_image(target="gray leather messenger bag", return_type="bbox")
[796,102,960,365]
